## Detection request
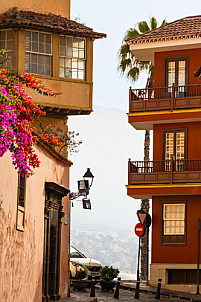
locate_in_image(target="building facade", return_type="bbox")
[127,16,201,292]
[0,1,105,301]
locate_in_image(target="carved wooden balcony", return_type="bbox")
[129,84,201,113]
[128,159,201,185]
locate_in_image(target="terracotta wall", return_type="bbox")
[0,0,70,18]
[153,121,201,161]
[152,195,201,264]
[154,48,201,88]
[0,144,70,301]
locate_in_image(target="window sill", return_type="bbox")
[29,74,91,84]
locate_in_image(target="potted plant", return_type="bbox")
[100,265,120,292]
[70,262,88,291]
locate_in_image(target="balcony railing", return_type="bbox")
[129,84,201,113]
[128,159,201,185]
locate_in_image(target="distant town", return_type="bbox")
[71,222,138,274]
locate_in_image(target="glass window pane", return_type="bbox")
[178,61,186,86]
[72,59,77,69]
[7,40,13,50]
[60,36,65,46]
[32,42,38,52]
[78,70,84,80]
[72,70,77,79]
[38,55,44,65]
[59,67,64,77]
[44,65,50,76]
[45,44,51,54]
[38,64,43,75]
[78,60,84,69]
[44,56,50,65]
[79,49,85,59]
[39,43,45,53]
[65,58,71,68]
[73,39,79,48]
[25,53,30,63]
[39,33,45,43]
[0,41,5,49]
[25,38,31,51]
[65,68,72,78]
[60,46,66,56]
[168,61,175,87]
[0,31,5,40]
[73,49,78,58]
[31,53,37,64]
[59,58,64,67]
[7,30,13,40]
[45,34,51,44]
[30,63,37,74]
[32,32,38,42]
[60,58,64,67]
[79,40,85,49]
[25,63,30,72]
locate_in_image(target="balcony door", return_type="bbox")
[165,56,188,95]
[163,129,187,171]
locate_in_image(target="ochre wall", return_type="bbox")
[152,195,201,264]
[0,0,70,18]
[153,121,201,161]
[154,48,201,88]
[0,144,70,301]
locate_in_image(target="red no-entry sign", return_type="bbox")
[135,223,145,237]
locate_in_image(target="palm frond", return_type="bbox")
[118,43,130,60]
[127,66,140,82]
[150,17,158,30]
[118,58,132,73]
[124,28,140,41]
[161,19,167,26]
[138,21,150,33]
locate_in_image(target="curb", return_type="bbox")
[119,284,201,301]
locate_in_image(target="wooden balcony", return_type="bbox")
[129,84,201,113]
[128,159,201,185]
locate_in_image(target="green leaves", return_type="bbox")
[118,17,167,83]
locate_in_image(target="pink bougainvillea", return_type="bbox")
[0,50,61,177]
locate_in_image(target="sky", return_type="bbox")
[68,0,201,231]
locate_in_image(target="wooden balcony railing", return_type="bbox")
[128,159,201,185]
[129,84,201,112]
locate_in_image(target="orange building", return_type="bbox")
[0,1,105,301]
[127,16,201,292]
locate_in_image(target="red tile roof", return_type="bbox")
[127,16,201,45]
[0,7,106,39]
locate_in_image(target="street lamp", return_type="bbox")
[69,168,94,210]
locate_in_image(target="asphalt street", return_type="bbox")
[59,287,193,302]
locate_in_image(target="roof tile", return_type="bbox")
[127,16,201,44]
[0,7,106,39]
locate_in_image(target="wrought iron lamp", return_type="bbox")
[69,168,94,210]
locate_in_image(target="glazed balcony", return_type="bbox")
[129,84,201,113]
[128,159,201,185]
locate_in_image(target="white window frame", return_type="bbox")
[25,30,52,76]
[59,35,86,80]
[163,203,185,235]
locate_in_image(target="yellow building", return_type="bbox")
[0,1,105,301]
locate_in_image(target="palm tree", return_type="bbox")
[118,17,166,281]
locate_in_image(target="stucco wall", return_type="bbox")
[0,144,70,301]
[154,48,201,88]
[152,195,201,264]
[0,0,70,18]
